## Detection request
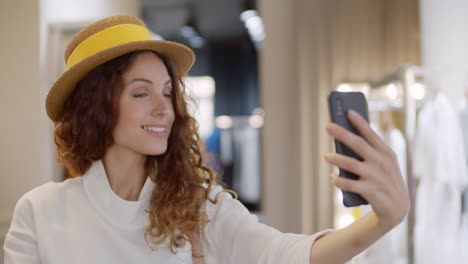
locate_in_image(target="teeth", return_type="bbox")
[142,126,165,132]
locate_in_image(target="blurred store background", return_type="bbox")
[2,0,468,263]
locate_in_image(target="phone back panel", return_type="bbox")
[328,91,369,207]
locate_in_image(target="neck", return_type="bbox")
[102,145,147,201]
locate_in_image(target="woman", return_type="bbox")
[4,15,409,263]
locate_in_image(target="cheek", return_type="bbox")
[114,104,146,138]
[113,118,134,144]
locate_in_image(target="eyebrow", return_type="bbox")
[127,78,172,86]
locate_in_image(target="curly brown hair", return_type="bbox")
[54,50,216,252]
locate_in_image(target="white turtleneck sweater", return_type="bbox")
[4,161,327,263]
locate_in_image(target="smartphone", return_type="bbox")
[328,91,369,207]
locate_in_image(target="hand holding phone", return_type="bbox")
[327,91,369,207]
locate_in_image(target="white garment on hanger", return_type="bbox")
[233,126,261,203]
[461,212,468,264]
[384,128,408,263]
[383,128,407,182]
[413,93,468,264]
[458,99,468,264]
[459,100,468,167]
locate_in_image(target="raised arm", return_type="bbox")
[310,110,410,263]
[204,186,331,263]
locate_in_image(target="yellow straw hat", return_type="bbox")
[46,15,195,122]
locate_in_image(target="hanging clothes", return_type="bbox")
[458,99,468,264]
[458,100,468,213]
[383,128,407,182]
[413,93,468,264]
[232,125,261,203]
[219,121,262,206]
[459,100,468,168]
[461,212,468,264]
[383,127,408,264]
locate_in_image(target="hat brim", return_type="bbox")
[46,40,195,122]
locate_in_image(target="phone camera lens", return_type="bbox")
[337,99,343,116]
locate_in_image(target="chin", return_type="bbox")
[141,146,168,156]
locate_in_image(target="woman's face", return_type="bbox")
[112,52,175,156]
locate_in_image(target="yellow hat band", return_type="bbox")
[66,23,152,69]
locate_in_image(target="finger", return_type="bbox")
[325,153,369,179]
[331,174,367,195]
[326,123,377,161]
[332,174,384,206]
[347,110,387,151]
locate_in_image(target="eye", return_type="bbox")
[163,85,173,98]
[132,93,148,98]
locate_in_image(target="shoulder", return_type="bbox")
[14,177,84,215]
[20,177,83,203]
[205,184,237,206]
[205,184,230,199]
[204,184,253,222]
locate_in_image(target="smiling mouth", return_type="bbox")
[141,125,166,133]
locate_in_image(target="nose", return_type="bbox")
[150,93,171,116]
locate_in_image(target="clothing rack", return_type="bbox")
[209,115,263,212]
[369,64,423,264]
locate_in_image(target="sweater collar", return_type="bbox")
[83,160,155,229]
